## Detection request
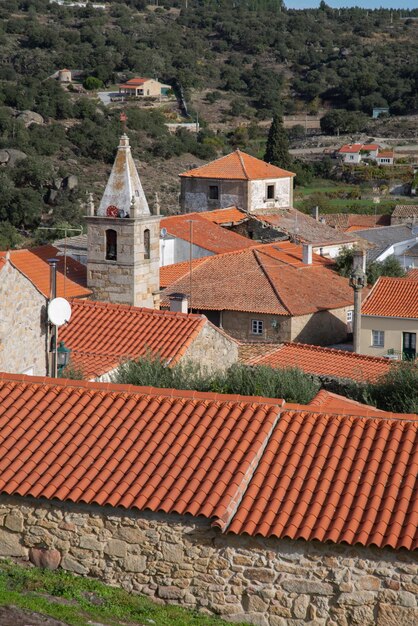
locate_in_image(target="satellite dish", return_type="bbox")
[160,227,168,238]
[48,298,72,327]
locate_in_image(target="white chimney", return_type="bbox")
[169,293,189,314]
[302,243,313,265]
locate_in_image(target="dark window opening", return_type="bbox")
[105,229,117,261]
[144,228,150,259]
[209,185,219,200]
[266,184,275,200]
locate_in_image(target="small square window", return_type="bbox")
[346,310,353,323]
[209,185,219,200]
[266,184,275,200]
[251,320,264,335]
[372,330,384,348]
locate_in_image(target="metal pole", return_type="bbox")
[189,220,193,313]
[48,259,58,377]
[353,287,362,354]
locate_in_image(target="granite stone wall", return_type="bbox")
[183,322,239,374]
[0,261,47,375]
[0,495,416,626]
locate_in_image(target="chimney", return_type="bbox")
[169,293,188,314]
[312,206,319,221]
[302,243,312,265]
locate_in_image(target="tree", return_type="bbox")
[264,113,292,170]
[0,222,22,249]
[83,76,103,91]
[334,248,406,285]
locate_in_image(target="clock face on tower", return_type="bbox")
[106,205,119,218]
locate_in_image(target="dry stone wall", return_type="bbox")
[0,495,417,626]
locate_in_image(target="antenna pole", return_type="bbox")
[48,258,58,378]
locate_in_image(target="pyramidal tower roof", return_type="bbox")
[98,134,150,218]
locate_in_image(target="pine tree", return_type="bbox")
[264,113,292,169]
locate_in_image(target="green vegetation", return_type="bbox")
[0,559,250,626]
[334,246,406,285]
[115,354,320,405]
[264,113,291,169]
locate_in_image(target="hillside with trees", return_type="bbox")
[0,0,417,245]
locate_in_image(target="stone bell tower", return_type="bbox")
[86,133,160,308]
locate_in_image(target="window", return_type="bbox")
[144,228,150,260]
[105,229,117,261]
[209,185,219,200]
[251,320,264,335]
[266,184,275,200]
[346,310,353,323]
[372,330,384,348]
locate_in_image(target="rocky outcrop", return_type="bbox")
[0,149,27,167]
[16,110,44,127]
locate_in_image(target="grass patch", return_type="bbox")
[0,560,250,626]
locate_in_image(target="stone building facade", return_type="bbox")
[0,259,47,375]
[0,495,416,626]
[181,320,239,374]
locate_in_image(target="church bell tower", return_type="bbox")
[86,133,160,308]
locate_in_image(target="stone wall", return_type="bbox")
[221,311,292,343]
[0,495,417,626]
[180,178,247,213]
[0,261,47,375]
[183,321,239,374]
[291,308,350,346]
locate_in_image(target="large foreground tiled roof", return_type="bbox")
[227,407,417,549]
[362,277,418,319]
[59,300,209,379]
[180,149,295,180]
[0,373,416,550]
[247,342,391,383]
[0,245,90,299]
[161,213,254,254]
[162,242,354,316]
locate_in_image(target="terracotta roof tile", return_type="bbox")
[161,213,255,254]
[238,342,280,362]
[322,214,390,232]
[338,144,364,154]
[180,150,295,180]
[392,205,418,218]
[59,300,208,379]
[227,408,418,550]
[0,245,90,299]
[407,269,418,280]
[199,207,248,225]
[362,277,418,318]
[255,209,357,244]
[160,257,208,289]
[0,373,416,550]
[304,390,417,420]
[162,242,354,316]
[0,373,282,523]
[247,342,391,383]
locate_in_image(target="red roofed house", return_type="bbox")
[59,299,239,380]
[180,149,295,213]
[361,276,418,359]
[118,77,171,98]
[162,241,355,345]
[0,247,90,376]
[0,372,416,625]
[338,143,394,166]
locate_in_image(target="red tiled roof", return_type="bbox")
[362,277,418,319]
[377,150,394,158]
[0,373,282,523]
[200,207,247,225]
[119,77,147,87]
[255,209,357,244]
[338,144,363,154]
[161,213,255,254]
[322,213,390,232]
[0,245,90,299]
[392,205,418,218]
[247,342,391,383]
[362,144,380,151]
[227,407,418,549]
[160,257,208,289]
[180,150,295,180]
[0,373,416,550]
[407,269,418,280]
[59,300,208,379]
[305,389,417,419]
[162,242,354,316]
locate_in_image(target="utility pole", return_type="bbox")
[349,251,366,354]
[48,259,58,378]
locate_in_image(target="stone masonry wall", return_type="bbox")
[0,261,47,375]
[0,495,417,626]
[182,322,239,374]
